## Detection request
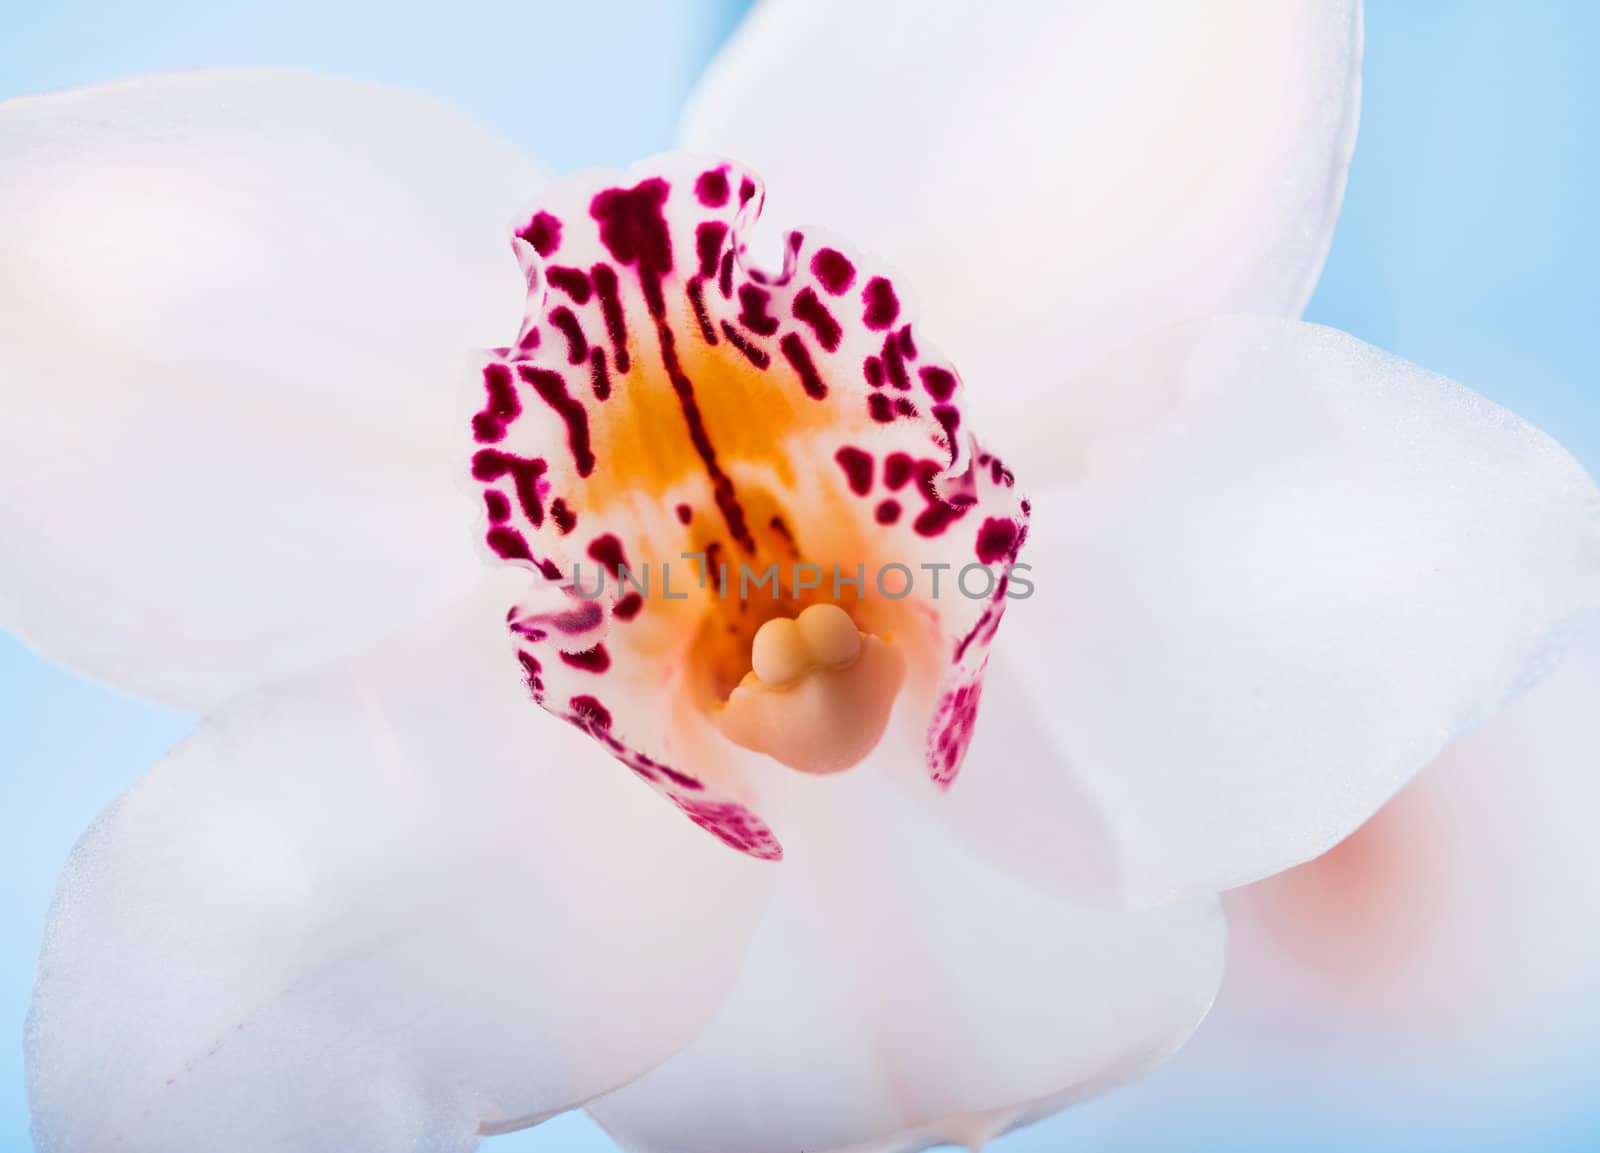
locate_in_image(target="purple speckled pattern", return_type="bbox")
[470,155,1027,858]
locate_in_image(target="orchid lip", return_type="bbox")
[470,153,1029,859]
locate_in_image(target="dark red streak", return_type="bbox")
[588,346,612,400]
[517,365,595,477]
[549,306,588,365]
[720,321,771,369]
[779,332,828,399]
[561,644,612,673]
[592,177,756,553]
[590,263,630,374]
[687,278,718,345]
[791,287,842,352]
[546,265,592,303]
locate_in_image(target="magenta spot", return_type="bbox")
[792,287,842,352]
[811,247,856,294]
[913,495,966,538]
[549,306,588,365]
[561,644,612,673]
[675,797,783,861]
[882,332,910,390]
[518,211,562,258]
[587,533,629,579]
[484,490,511,523]
[614,592,644,621]
[932,403,960,451]
[975,517,1020,564]
[696,221,728,278]
[875,499,902,525]
[867,392,894,423]
[569,694,612,730]
[472,362,520,443]
[590,263,630,374]
[517,651,544,697]
[546,266,592,303]
[656,763,703,791]
[883,452,914,490]
[737,284,780,336]
[864,356,885,388]
[473,448,549,525]
[516,366,594,477]
[695,167,730,207]
[676,503,694,525]
[738,177,757,205]
[687,278,717,345]
[588,346,612,400]
[487,525,534,560]
[919,365,957,401]
[591,177,674,317]
[779,332,828,399]
[544,599,604,635]
[834,446,874,496]
[720,320,771,369]
[550,498,576,534]
[862,276,899,330]
[897,325,917,359]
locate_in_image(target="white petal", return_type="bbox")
[25,576,772,1153]
[682,0,1361,478]
[1069,633,1600,1150]
[587,766,1223,1153]
[0,70,541,708]
[982,315,1600,907]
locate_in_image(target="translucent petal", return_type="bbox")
[587,765,1224,1153]
[682,0,1362,479]
[26,576,772,1153]
[1069,634,1600,1151]
[972,316,1600,907]
[0,70,541,707]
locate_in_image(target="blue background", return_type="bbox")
[2,2,1596,1150]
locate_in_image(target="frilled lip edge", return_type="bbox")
[467,153,1030,861]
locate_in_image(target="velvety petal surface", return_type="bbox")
[682,0,1362,477]
[25,574,772,1153]
[1072,633,1600,1151]
[0,70,541,708]
[587,763,1224,1153]
[974,315,1600,907]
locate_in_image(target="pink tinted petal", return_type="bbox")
[471,155,1028,857]
[26,576,772,1153]
[684,0,1362,482]
[1076,634,1600,1150]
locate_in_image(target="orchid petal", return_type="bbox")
[470,155,1026,857]
[682,0,1362,479]
[587,766,1223,1153]
[25,576,771,1153]
[0,70,540,708]
[975,315,1600,908]
[1077,634,1600,1150]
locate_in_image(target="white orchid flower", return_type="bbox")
[3,3,1597,1153]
